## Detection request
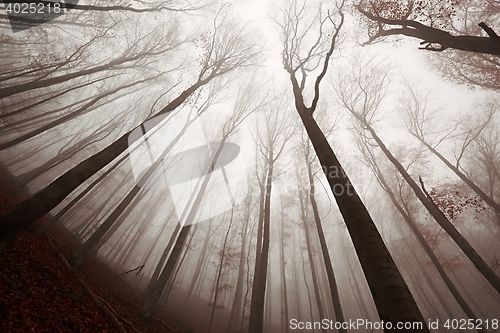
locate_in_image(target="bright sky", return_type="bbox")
[228,0,491,186]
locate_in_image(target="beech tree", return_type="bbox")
[248,97,295,333]
[335,56,500,296]
[141,76,260,319]
[357,137,490,332]
[0,12,262,252]
[356,0,500,56]
[400,81,500,216]
[277,0,428,330]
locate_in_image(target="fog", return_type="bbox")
[1,1,500,332]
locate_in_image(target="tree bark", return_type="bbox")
[248,150,273,333]
[0,79,208,252]
[357,5,500,56]
[361,119,500,295]
[298,110,428,332]
[305,157,346,331]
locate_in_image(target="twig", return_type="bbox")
[115,265,144,277]
[47,233,66,246]
[479,22,499,39]
[96,294,141,333]
[57,253,127,333]
[152,315,178,333]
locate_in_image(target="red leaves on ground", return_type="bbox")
[0,166,180,333]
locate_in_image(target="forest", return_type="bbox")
[0,0,499,332]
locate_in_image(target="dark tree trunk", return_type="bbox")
[305,158,346,331]
[361,120,500,295]
[297,110,428,332]
[248,151,273,333]
[0,79,208,252]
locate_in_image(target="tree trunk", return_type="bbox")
[305,159,346,331]
[0,49,165,99]
[361,120,500,295]
[68,111,196,268]
[141,136,229,318]
[248,152,273,333]
[298,110,428,331]
[365,143,488,331]
[415,137,500,214]
[0,75,159,151]
[226,198,252,333]
[297,186,327,333]
[279,199,290,333]
[208,211,235,333]
[33,152,129,237]
[0,79,207,252]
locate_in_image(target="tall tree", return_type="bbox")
[277,1,428,329]
[248,98,295,333]
[357,137,489,332]
[297,129,346,331]
[141,77,261,318]
[399,81,500,216]
[0,15,261,252]
[356,0,500,56]
[335,56,500,295]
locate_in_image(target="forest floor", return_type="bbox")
[0,164,191,333]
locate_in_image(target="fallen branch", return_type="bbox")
[96,294,141,333]
[115,265,144,277]
[152,315,178,333]
[57,253,127,333]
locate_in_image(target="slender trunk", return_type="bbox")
[298,110,427,331]
[362,120,500,295]
[33,152,129,236]
[306,160,345,331]
[0,80,207,252]
[208,210,234,333]
[248,152,273,333]
[0,76,159,151]
[366,145,488,331]
[0,76,110,119]
[299,242,315,326]
[143,223,181,300]
[185,221,213,304]
[297,185,327,333]
[415,137,500,214]
[68,110,196,268]
[0,49,166,99]
[226,200,252,333]
[279,200,290,333]
[141,136,229,318]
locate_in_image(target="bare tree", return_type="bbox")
[400,82,500,216]
[277,0,428,329]
[357,136,490,332]
[296,128,345,329]
[248,96,295,333]
[0,13,262,252]
[141,76,262,319]
[335,56,500,295]
[356,0,500,56]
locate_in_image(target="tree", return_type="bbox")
[400,81,500,216]
[141,76,261,319]
[297,128,346,331]
[0,13,262,252]
[248,96,295,333]
[357,137,489,332]
[356,0,500,56]
[277,0,428,330]
[335,56,500,296]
